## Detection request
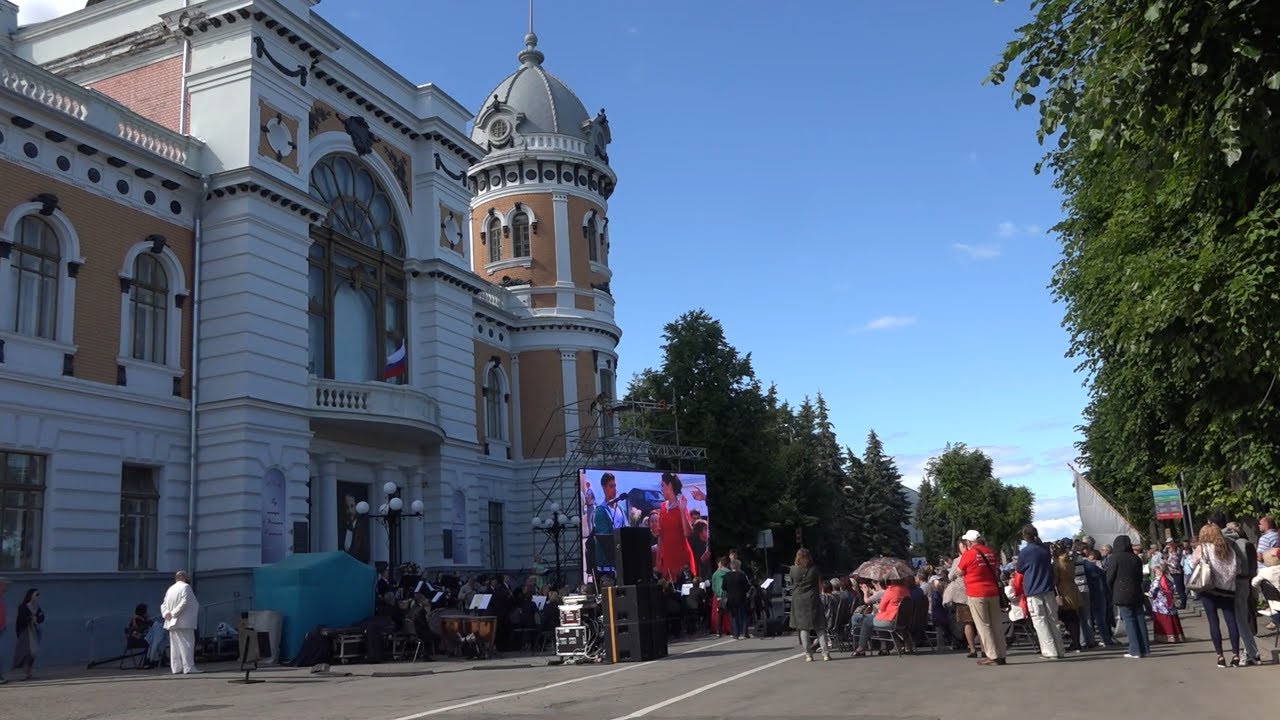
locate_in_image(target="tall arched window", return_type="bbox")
[586,222,599,263]
[511,212,531,258]
[6,216,59,339]
[487,216,503,263]
[485,365,505,442]
[308,154,407,384]
[130,254,168,364]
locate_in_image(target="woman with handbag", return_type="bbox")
[1189,523,1241,667]
[1105,534,1150,658]
[12,588,45,680]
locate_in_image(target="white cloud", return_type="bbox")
[967,151,979,164]
[1024,224,1042,235]
[1032,496,1082,541]
[857,315,917,332]
[16,0,82,25]
[996,221,1019,238]
[953,242,1001,260]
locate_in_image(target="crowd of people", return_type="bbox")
[781,510,1279,669]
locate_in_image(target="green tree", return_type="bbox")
[989,0,1280,517]
[914,477,950,563]
[626,310,783,554]
[925,444,1034,556]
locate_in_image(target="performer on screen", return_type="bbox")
[592,473,627,573]
[656,472,698,582]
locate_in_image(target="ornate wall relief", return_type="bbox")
[308,100,412,204]
[439,204,464,255]
[257,99,299,171]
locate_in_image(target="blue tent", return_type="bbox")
[253,551,374,659]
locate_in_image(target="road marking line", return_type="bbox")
[607,650,806,720]
[386,637,738,720]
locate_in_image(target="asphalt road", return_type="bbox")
[1,614,1271,720]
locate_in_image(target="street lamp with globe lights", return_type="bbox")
[531,502,580,588]
[356,481,424,576]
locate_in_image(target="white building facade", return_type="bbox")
[0,0,619,665]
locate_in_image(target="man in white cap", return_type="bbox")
[161,571,202,674]
[955,530,1007,666]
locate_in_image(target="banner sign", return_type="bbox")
[1152,484,1184,521]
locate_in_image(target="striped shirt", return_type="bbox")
[1258,529,1278,567]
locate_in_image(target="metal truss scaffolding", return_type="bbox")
[529,397,707,586]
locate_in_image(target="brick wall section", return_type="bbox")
[87,55,184,132]
[471,193,557,286]
[0,159,195,394]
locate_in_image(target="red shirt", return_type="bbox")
[874,584,910,623]
[958,544,1001,598]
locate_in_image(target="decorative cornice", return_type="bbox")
[204,180,323,222]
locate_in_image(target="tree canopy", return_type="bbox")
[990,0,1280,520]
[627,309,1033,572]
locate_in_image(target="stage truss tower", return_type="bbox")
[529,398,707,585]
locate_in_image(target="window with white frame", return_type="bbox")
[0,451,45,570]
[130,254,168,364]
[6,216,60,340]
[487,217,503,263]
[587,222,599,263]
[511,212,531,258]
[119,465,158,571]
[485,365,506,442]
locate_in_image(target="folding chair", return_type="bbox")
[870,596,915,656]
[121,629,150,670]
[1255,579,1280,655]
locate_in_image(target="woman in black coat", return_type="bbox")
[1104,534,1149,658]
[788,549,831,661]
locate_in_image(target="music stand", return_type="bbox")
[229,612,267,684]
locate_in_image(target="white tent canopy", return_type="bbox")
[1072,466,1141,546]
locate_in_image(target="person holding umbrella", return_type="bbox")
[850,556,915,656]
[788,548,831,661]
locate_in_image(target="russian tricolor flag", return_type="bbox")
[384,342,407,380]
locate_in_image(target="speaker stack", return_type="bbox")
[612,527,654,586]
[603,584,667,663]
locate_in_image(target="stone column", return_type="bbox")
[318,453,343,553]
[510,354,523,460]
[407,467,429,568]
[560,350,579,444]
[553,192,574,306]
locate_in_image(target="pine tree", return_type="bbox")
[861,430,911,560]
[914,478,950,563]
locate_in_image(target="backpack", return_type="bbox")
[1235,537,1257,580]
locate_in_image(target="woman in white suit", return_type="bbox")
[160,571,201,674]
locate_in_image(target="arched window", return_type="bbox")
[511,212,531,258]
[586,222,599,263]
[6,216,59,339]
[485,365,505,442]
[487,216,503,264]
[130,254,168,364]
[308,154,408,384]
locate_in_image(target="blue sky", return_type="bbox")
[18,0,1087,537]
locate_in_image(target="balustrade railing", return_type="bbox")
[0,52,200,167]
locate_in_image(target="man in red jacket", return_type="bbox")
[956,530,1007,665]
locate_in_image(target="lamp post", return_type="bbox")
[531,502,580,589]
[357,481,425,574]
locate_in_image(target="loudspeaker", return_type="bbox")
[605,620,668,663]
[605,584,662,624]
[613,527,653,586]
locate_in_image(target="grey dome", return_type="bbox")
[472,33,590,145]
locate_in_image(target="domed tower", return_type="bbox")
[469,30,620,461]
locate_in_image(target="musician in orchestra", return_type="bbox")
[407,593,436,661]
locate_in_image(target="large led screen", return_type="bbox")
[580,469,710,584]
